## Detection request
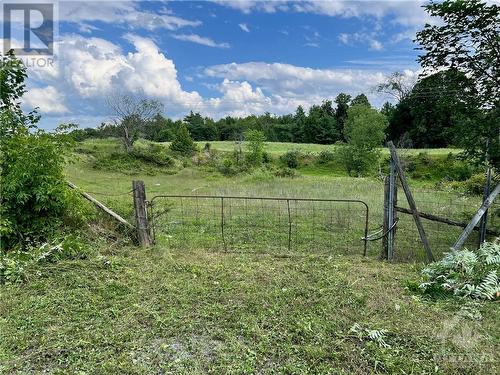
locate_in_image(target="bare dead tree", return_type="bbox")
[375,71,416,103]
[106,94,164,152]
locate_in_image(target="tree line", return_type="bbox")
[65,0,500,171]
[73,67,496,161]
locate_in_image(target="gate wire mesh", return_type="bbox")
[393,188,500,262]
[149,195,370,256]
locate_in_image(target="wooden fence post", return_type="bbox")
[387,158,397,261]
[133,180,152,247]
[382,176,390,259]
[388,141,435,263]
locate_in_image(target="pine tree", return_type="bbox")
[169,123,197,156]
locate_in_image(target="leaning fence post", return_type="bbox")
[133,180,152,247]
[453,182,500,251]
[478,167,492,247]
[388,141,434,263]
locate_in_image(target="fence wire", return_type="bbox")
[149,195,370,256]
[393,188,500,262]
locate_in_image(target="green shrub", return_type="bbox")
[132,143,175,167]
[404,152,476,182]
[280,150,301,169]
[0,52,87,249]
[337,145,379,177]
[274,167,298,178]
[317,150,336,164]
[217,157,238,176]
[341,104,387,176]
[262,151,272,164]
[420,242,500,300]
[461,173,489,195]
[0,127,87,249]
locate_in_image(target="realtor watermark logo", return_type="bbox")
[434,304,497,372]
[2,1,58,67]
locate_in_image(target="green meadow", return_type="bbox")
[1,139,498,374]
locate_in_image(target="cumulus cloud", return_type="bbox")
[23,86,69,114]
[172,34,230,48]
[20,32,418,127]
[204,62,389,96]
[23,34,203,120]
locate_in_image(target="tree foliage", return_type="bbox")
[1,51,80,249]
[416,0,499,167]
[169,122,197,156]
[244,129,266,165]
[341,104,388,176]
[107,94,164,152]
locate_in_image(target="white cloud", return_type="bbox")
[23,34,203,119]
[23,86,69,114]
[337,31,384,51]
[172,34,230,48]
[59,1,201,31]
[204,62,386,93]
[239,23,250,32]
[20,32,418,127]
[369,39,383,51]
[338,33,350,44]
[214,1,432,27]
[203,61,417,110]
[207,79,271,117]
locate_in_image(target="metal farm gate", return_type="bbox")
[148,195,370,256]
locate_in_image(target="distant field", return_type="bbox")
[81,138,461,156]
[192,141,462,156]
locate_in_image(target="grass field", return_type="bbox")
[1,139,498,374]
[2,247,498,374]
[191,141,461,156]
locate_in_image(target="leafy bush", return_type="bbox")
[337,145,379,177]
[1,52,83,249]
[420,242,500,300]
[279,150,301,169]
[217,157,238,176]
[404,152,476,182]
[341,104,387,176]
[317,150,336,164]
[274,167,298,178]
[132,143,175,167]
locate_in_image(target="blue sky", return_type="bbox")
[2,1,436,129]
